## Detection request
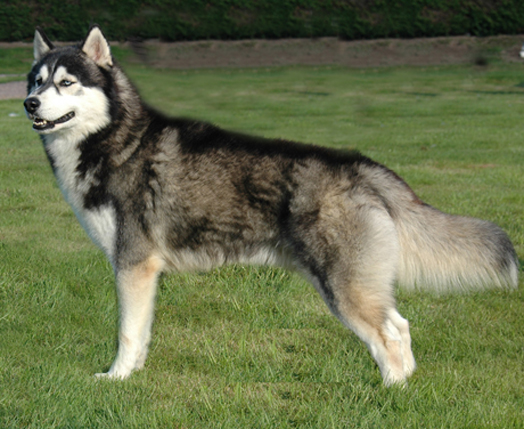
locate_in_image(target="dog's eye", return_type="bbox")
[60,80,74,87]
[36,77,43,86]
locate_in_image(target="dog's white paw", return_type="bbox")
[94,370,130,380]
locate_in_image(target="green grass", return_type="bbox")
[1,49,523,427]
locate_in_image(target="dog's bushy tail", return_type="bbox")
[363,164,519,293]
[394,204,518,292]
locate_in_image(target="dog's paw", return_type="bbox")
[94,372,114,380]
[94,371,129,380]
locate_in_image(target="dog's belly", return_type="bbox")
[160,244,292,273]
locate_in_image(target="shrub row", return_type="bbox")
[1,0,524,42]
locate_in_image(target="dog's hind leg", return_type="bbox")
[337,207,415,386]
[386,308,416,378]
[326,275,412,386]
[335,206,414,386]
[293,200,413,386]
[96,254,164,379]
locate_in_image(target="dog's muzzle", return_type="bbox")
[23,96,75,131]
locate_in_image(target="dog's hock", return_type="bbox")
[81,25,113,68]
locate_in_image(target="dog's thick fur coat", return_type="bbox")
[24,26,518,386]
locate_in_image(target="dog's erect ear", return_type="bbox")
[81,25,113,68]
[34,27,54,62]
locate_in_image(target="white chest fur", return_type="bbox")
[44,135,117,261]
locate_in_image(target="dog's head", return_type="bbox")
[24,26,113,137]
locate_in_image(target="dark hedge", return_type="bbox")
[1,0,523,42]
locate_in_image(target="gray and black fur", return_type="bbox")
[24,26,519,386]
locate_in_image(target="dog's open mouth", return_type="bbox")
[33,112,75,131]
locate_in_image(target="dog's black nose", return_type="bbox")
[24,97,40,114]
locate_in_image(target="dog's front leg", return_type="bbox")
[96,254,164,379]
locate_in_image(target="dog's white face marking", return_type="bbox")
[53,66,78,93]
[35,64,49,88]
[27,65,110,138]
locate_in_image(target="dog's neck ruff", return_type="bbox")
[43,131,117,260]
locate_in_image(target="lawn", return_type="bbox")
[0,48,523,428]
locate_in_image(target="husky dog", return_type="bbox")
[24,26,518,386]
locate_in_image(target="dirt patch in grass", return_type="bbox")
[2,34,524,99]
[0,80,26,100]
[131,34,524,69]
